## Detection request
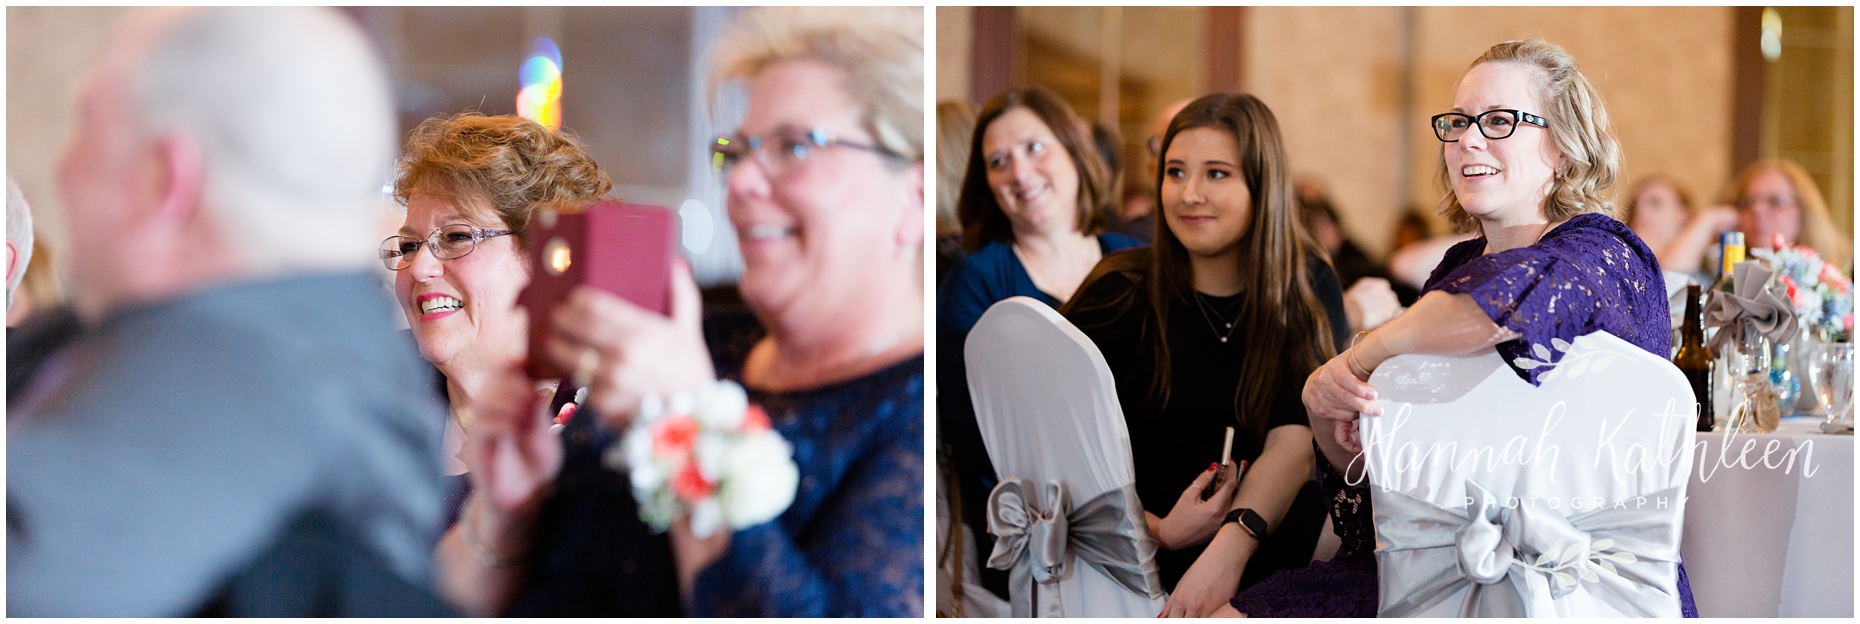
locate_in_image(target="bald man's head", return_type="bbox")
[129,7,396,255]
[57,7,396,318]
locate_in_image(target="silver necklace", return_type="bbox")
[1191,291,1242,343]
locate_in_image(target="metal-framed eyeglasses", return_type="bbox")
[1430,109,1549,143]
[1734,193,1797,211]
[379,224,513,271]
[710,127,903,178]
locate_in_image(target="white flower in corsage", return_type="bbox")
[603,379,800,538]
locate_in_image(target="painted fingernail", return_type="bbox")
[1208,462,1218,471]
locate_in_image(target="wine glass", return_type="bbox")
[1805,341,1854,431]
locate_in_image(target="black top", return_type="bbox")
[1062,248,1349,590]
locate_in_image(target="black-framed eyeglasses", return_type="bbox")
[710,127,903,178]
[379,224,513,271]
[1430,109,1549,142]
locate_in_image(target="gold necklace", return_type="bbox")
[1191,291,1243,343]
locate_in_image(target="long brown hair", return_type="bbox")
[956,85,1110,253]
[1066,93,1334,439]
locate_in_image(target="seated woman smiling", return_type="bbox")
[1245,38,1695,618]
[1061,93,1348,617]
[385,113,681,617]
[939,85,1141,599]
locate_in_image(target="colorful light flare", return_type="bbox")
[517,37,563,130]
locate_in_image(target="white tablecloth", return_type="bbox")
[1681,417,1853,617]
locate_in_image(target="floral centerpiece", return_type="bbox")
[1752,241,1854,342]
[604,380,800,538]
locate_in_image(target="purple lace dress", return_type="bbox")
[1232,213,1698,617]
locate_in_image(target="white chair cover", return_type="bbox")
[1359,331,1698,617]
[936,455,1010,617]
[965,297,1167,618]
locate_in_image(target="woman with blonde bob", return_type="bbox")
[1231,38,1698,617]
[469,6,925,617]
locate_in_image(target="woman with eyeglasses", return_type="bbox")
[1060,93,1345,617]
[937,87,1142,602]
[1727,159,1852,268]
[1223,39,1696,617]
[465,7,925,617]
[384,113,681,617]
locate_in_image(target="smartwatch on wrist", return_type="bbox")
[1223,508,1268,540]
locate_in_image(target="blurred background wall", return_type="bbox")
[7,6,751,289]
[937,6,1854,260]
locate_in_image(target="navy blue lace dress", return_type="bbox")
[691,355,925,617]
[1232,213,1698,617]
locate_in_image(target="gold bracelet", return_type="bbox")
[461,498,526,569]
[1347,332,1373,379]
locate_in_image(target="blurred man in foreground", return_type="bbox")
[7,7,449,616]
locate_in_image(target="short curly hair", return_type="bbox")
[1437,38,1621,234]
[392,113,611,252]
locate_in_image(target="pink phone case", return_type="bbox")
[517,200,677,379]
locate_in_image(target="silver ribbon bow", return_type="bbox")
[986,477,1162,618]
[1374,481,1684,617]
[1705,261,1800,352]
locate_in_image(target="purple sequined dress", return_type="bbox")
[1232,213,1698,617]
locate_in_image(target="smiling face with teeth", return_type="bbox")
[1443,61,1563,228]
[393,191,530,374]
[723,59,925,337]
[980,106,1083,238]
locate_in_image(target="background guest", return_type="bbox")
[1092,120,1130,238]
[1299,193,1407,331]
[1622,174,1737,280]
[1390,206,1432,254]
[1728,159,1852,268]
[1386,206,1476,297]
[484,6,926,617]
[936,100,977,285]
[7,7,449,616]
[1119,98,1197,243]
[1063,93,1342,616]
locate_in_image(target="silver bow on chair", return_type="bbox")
[1375,481,1685,617]
[986,477,1162,617]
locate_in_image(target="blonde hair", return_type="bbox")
[1438,38,1622,233]
[935,100,977,237]
[1728,159,1852,267]
[392,113,611,253]
[710,7,924,163]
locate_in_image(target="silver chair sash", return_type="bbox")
[985,477,1162,617]
[1375,481,1684,617]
